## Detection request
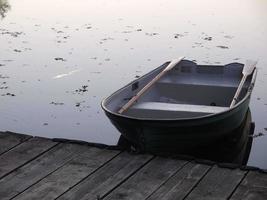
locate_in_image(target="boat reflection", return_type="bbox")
[117,109,254,165]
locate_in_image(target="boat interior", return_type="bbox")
[105,60,254,119]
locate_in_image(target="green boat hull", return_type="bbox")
[105,95,251,153]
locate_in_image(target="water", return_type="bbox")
[0,0,267,168]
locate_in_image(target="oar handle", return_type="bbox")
[230,75,247,108]
[118,57,184,114]
[230,60,257,108]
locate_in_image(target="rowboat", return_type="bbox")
[101,59,257,152]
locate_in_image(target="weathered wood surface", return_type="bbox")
[230,171,267,200]
[13,146,119,200]
[58,152,153,200]
[0,143,96,200]
[0,137,56,179]
[184,166,247,200]
[0,131,31,155]
[0,132,266,200]
[147,162,211,200]
[105,157,187,200]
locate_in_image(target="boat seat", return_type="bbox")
[132,102,228,113]
[125,102,228,118]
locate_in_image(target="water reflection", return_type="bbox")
[118,110,254,165]
[0,0,10,19]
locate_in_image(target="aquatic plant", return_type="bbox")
[0,0,10,19]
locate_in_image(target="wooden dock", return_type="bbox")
[0,131,266,200]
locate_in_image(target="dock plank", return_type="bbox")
[147,162,210,200]
[0,137,57,179]
[58,152,153,200]
[230,171,267,200]
[184,166,246,200]
[0,132,266,200]
[13,147,120,200]
[104,157,187,200]
[0,131,31,155]
[0,143,94,200]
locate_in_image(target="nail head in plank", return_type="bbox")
[105,157,187,200]
[185,165,246,200]
[230,171,267,200]
[13,147,120,200]
[0,131,31,154]
[0,143,93,200]
[0,137,57,179]
[147,162,210,200]
[58,152,153,200]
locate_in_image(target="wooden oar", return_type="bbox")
[118,57,184,114]
[230,60,257,108]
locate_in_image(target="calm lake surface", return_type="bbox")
[1,0,267,168]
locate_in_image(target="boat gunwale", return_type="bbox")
[101,61,257,122]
